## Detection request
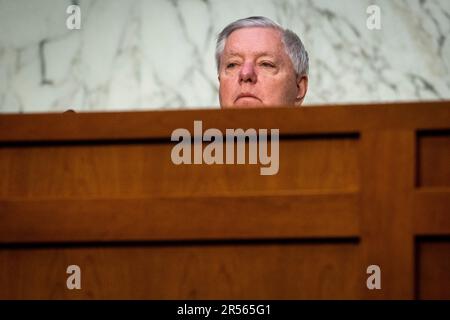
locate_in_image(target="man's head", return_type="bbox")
[216,16,309,108]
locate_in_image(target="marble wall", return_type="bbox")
[0,0,449,113]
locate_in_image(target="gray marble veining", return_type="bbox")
[0,0,449,113]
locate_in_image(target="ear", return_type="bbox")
[295,75,308,106]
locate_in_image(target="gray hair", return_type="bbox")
[215,16,309,77]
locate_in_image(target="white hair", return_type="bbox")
[215,16,309,77]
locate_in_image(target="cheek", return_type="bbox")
[258,77,286,95]
[219,78,235,101]
[258,77,297,104]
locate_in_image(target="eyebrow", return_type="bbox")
[223,51,277,59]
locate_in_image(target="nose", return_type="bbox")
[239,62,257,84]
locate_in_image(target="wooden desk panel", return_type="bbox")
[0,242,359,299]
[417,240,450,299]
[0,136,359,198]
[0,102,449,299]
[417,132,450,188]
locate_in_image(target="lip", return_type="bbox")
[235,93,260,102]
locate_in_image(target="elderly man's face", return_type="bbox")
[218,27,307,108]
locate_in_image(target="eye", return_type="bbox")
[226,63,237,69]
[261,62,275,68]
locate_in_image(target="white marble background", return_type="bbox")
[0,0,449,113]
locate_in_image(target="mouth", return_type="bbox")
[235,93,261,103]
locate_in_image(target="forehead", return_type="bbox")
[223,27,285,57]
